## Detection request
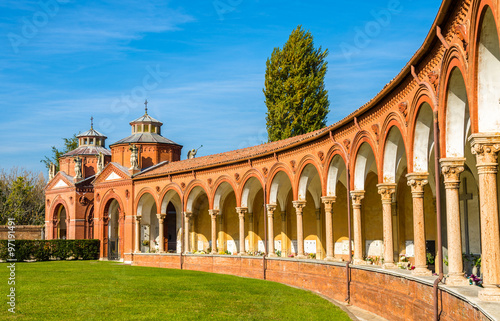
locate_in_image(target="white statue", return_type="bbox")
[74,156,82,180]
[187,145,203,159]
[129,144,139,170]
[97,152,105,175]
[48,162,56,181]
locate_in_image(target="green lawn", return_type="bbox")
[0,261,351,320]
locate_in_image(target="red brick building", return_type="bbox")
[45,1,500,319]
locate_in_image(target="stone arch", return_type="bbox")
[186,184,210,213]
[241,176,264,214]
[160,188,183,253]
[475,5,500,133]
[269,170,293,209]
[213,180,237,211]
[136,192,157,217]
[136,188,160,216]
[326,153,348,197]
[160,187,183,214]
[381,126,408,184]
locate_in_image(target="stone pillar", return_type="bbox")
[280,211,287,257]
[292,201,307,259]
[248,212,254,253]
[236,207,248,255]
[266,205,277,257]
[315,208,322,259]
[406,173,432,276]
[350,191,365,265]
[322,196,336,261]
[208,210,219,254]
[135,215,141,253]
[184,212,192,254]
[156,213,166,253]
[377,184,397,269]
[441,158,468,286]
[470,134,500,301]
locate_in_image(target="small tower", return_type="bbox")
[59,117,112,179]
[110,100,182,172]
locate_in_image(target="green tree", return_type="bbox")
[264,26,330,142]
[0,168,46,225]
[41,134,78,171]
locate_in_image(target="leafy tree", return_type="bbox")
[0,168,46,225]
[264,25,330,142]
[41,134,78,171]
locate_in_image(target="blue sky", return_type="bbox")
[0,0,441,176]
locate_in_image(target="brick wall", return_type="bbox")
[0,225,44,240]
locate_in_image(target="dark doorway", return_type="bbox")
[166,203,177,252]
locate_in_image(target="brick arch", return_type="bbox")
[324,144,349,196]
[295,155,324,208]
[350,131,380,188]
[407,93,436,173]
[379,124,409,184]
[159,184,184,214]
[266,162,295,204]
[239,169,265,195]
[101,191,125,219]
[135,187,161,215]
[50,196,70,239]
[438,55,472,158]
[212,176,239,209]
[470,2,500,133]
[184,181,211,212]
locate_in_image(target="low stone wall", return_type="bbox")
[126,254,492,321]
[0,225,44,240]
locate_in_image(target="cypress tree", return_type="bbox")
[264,25,330,142]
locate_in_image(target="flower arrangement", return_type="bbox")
[142,240,149,246]
[247,251,265,256]
[275,250,282,257]
[307,253,316,259]
[467,274,483,286]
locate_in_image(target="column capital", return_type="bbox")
[208,209,220,218]
[406,172,429,196]
[440,158,465,189]
[321,196,337,209]
[292,200,306,210]
[350,190,365,208]
[377,183,396,204]
[184,212,194,219]
[470,134,500,173]
[236,207,248,217]
[266,204,277,213]
[156,213,166,220]
[135,215,142,222]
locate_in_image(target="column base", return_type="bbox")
[238,252,247,256]
[295,254,307,259]
[324,256,340,262]
[479,287,500,302]
[382,262,397,269]
[445,274,469,286]
[268,253,278,258]
[411,267,432,276]
[353,258,367,265]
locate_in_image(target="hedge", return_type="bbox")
[0,240,100,262]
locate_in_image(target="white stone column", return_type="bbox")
[441,158,468,286]
[470,134,500,301]
[135,215,141,253]
[350,191,365,265]
[292,201,307,259]
[157,213,166,253]
[322,196,336,261]
[266,205,277,257]
[236,207,248,255]
[377,184,397,268]
[184,212,192,254]
[208,210,219,254]
[406,173,432,276]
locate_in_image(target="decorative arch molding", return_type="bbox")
[239,169,265,196]
[135,187,160,213]
[439,63,471,158]
[266,162,295,203]
[159,184,184,214]
[325,150,348,197]
[408,93,436,173]
[135,191,158,217]
[184,182,210,212]
[50,196,70,220]
[380,125,408,184]
[100,190,125,220]
[295,155,324,188]
[296,157,324,208]
[212,177,238,211]
[470,2,500,133]
[350,131,380,188]
[240,176,264,213]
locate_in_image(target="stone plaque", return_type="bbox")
[405,241,415,257]
[258,240,265,252]
[305,240,316,254]
[245,240,249,251]
[291,240,298,254]
[366,240,383,256]
[274,240,281,251]
[198,241,204,251]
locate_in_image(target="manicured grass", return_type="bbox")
[0,261,351,320]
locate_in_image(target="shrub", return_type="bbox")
[0,239,100,262]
